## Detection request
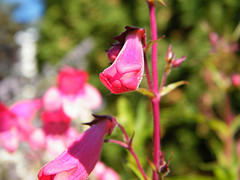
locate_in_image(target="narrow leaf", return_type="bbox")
[231,115,240,134]
[156,0,167,6]
[147,157,159,174]
[147,0,167,6]
[144,35,165,53]
[161,81,189,97]
[137,88,155,98]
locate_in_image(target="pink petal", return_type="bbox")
[43,87,63,112]
[76,84,102,110]
[29,128,46,150]
[10,98,42,122]
[94,162,120,180]
[46,136,66,157]
[0,128,19,153]
[57,66,88,95]
[0,103,17,131]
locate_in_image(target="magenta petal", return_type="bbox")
[57,66,89,95]
[0,103,17,131]
[10,99,42,122]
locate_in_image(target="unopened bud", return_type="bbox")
[165,44,173,62]
[171,55,186,68]
[107,44,122,63]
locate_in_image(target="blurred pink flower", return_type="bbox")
[10,99,42,140]
[30,109,79,156]
[100,26,146,94]
[94,162,121,180]
[43,66,102,119]
[38,115,117,180]
[57,66,88,95]
[231,74,240,87]
[0,99,41,153]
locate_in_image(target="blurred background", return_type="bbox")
[0,0,240,179]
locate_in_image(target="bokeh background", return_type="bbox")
[0,0,240,179]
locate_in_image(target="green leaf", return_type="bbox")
[156,0,167,6]
[144,35,165,53]
[161,81,189,97]
[147,157,159,174]
[230,115,240,134]
[147,0,167,6]
[125,161,148,180]
[208,119,229,137]
[137,88,155,98]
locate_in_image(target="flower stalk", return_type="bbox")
[147,1,161,179]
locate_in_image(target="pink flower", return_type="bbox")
[94,162,120,180]
[0,99,41,152]
[100,26,146,94]
[0,103,19,152]
[30,109,79,156]
[38,115,117,180]
[10,99,42,140]
[231,74,240,87]
[43,66,102,119]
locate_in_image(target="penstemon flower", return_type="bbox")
[100,26,146,94]
[38,114,117,180]
[43,66,102,119]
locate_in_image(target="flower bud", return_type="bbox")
[107,44,122,63]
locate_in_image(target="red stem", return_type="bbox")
[115,124,148,180]
[118,123,130,142]
[106,139,128,148]
[149,2,159,93]
[148,1,160,179]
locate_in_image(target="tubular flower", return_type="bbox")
[38,114,117,180]
[100,26,146,94]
